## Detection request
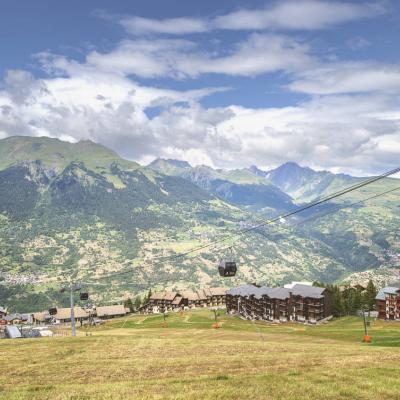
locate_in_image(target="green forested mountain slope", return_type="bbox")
[0,137,398,312]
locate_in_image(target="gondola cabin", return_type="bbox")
[80,292,89,301]
[48,307,57,316]
[218,260,237,277]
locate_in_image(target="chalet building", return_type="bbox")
[53,307,90,323]
[227,283,331,323]
[2,313,32,325]
[32,311,52,325]
[146,291,180,313]
[95,305,127,319]
[376,286,400,320]
[141,287,227,314]
[203,288,226,306]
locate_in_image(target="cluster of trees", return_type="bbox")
[124,289,152,312]
[315,280,378,317]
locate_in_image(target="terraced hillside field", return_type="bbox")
[1,310,400,400]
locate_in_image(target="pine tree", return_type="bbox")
[364,280,377,313]
[330,285,344,317]
[142,289,152,305]
[353,289,362,314]
[134,296,142,311]
[124,298,134,313]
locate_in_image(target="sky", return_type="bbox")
[0,0,399,175]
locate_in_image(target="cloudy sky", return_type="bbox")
[0,0,399,175]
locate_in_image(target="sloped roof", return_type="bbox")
[291,284,325,299]
[55,307,89,320]
[0,306,7,314]
[227,284,260,297]
[227,284,325,300]
[268,287,291,300]
[180,291,199,301]
[196,290,208,300]
[96,305,126,317]
[376,286,400,300]
[33,312,49,322]
[4,313,30,321]
[172,296,183,305]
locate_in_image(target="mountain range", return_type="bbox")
[0,136,399,312]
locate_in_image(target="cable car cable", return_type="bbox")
[81,184,400,284]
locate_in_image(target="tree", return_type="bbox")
[353,289,362,313]
[329,285,344,317]
[364,280,377,313]
[134,296,142,311]
[124,298,134,313]
[142,289,152,305]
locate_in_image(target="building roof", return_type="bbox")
[267,287,291,300]
[55,307,89,320]
[227,283,325,300]
[96,305,126,317]
[376,286,400,300]
[150,291,178,301]
[4,313,29,322]
[180,291,200,301]
[227,284,259,297]
[291,284,325,299]
[0,306,7,314]
[33,312,50,322]
[172,296,183,305]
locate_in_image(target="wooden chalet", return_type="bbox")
[227,283,332,323]
[376,286,400,320]
[53,307,90,323]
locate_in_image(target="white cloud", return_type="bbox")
[120,16,208,35]
[115,1,384,36]
[0,68,230,160]
[214,0,384,31]
[180,34,314,76]
[289,63,400,94]
[2,64,398,176]
[38,34,314,80]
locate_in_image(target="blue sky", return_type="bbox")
[0,0,399,175]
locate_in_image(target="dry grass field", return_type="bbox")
[1,310,400,400]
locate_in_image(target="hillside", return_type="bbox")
[149,158,295,213]
[0,137,399,312]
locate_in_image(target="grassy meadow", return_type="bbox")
[1,310,400,400]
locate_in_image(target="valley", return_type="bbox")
[0,136,399,312]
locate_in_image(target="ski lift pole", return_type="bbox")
[70,284,76,337]
[362,308,371,343]
[61,279,81,337]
